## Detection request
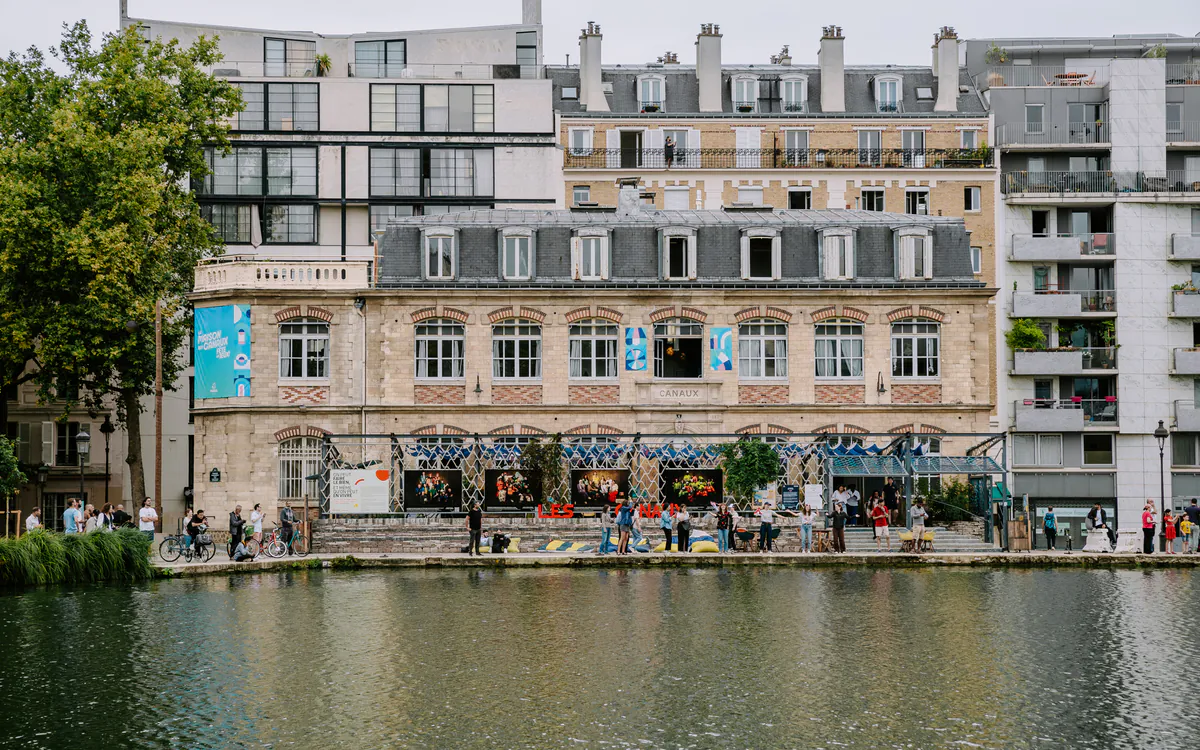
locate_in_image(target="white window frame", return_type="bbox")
[569,319,620,380]
[279,436,321,501]
[637,74,666,112]
[964,186,981,213]
[736,186,764,206]
[731,75,759,112]
[415,318,465,380]
[278,317,330,381]
[890,318,940,380]
[814,319,864,379]
[571,228,611,281]
[960,129,979,149]
[857,129,883,166]
[568,127,594,156]
[740,228,781,281]
[491,319,542,380]
[896,227,934,280]
[783,128,809,166]
[1013,433,1063,467]
[860,188,885,211]
[875,75,902,113]
[818,228,856,281]
[905,189,930,216]
[780,76,808,113]
[659,227,698,280]
[499,227,534,281]
[738,318,789,380]
[421,228,457,280]
[572,185,590,205]
[971,246,983,274]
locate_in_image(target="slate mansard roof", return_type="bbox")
[377,209,985,288]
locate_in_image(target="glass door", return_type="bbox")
[902,130,925,168]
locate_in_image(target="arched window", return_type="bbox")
[279,317,329,380]
[738,318,788,379]
[814,319,863,378]
[492,319,541,379]
[279,436,321,501]
[891,318,940,378]
[654,317,703,379]
[415,318,465,379]
[569,319,619,379]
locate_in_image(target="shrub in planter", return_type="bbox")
[1006,318,1046,352]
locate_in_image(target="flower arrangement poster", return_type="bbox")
[402,469,463,510]
[661,469,723,507]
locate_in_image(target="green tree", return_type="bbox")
[718,438,781,504]
[1005,319,1047,352]
[0,437,26,500]
[520,436,565,506]
[0,23,241,501]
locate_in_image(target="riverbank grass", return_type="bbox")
[0,528,154,587]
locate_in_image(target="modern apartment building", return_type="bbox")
[188,182,997,519]
[966,33,1200,539]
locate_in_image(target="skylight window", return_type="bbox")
[916,86,934,100]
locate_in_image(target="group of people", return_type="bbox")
[830,479,905,528]
[595,498,781,554]
[1040,499,1200,554]
[24,497,160,539]
[575,475,620,506]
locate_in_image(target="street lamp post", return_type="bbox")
[1154,420,1169,552]
[35,464,48,528]
[75,429,91,507]
[100,415,115,505]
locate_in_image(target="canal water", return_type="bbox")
[1,567,1195,749]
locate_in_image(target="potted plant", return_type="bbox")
[1006,318,1047,352]
[985,44,1009,87]
[314,53,332,77]
[717,439,780,507]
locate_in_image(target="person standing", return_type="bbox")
[729,505,741,552]
[64,498,83,534]
[466,502,483,556]
[664,135,676,168]
[716,503,732,553]
[280,502,298,554]
[25,508,41,533]
[909,500,928,553]
[1141,503,1156,554]
[871,500,891,552]
[111,504,131,529]
[98,504,114,531]
[659,504,674,552]
[598,505,613,555]
[138,497,158,542]
[615,499,634,555]
[1043,506,1058,551]
[1185,499,1200,554]
[250,503,264,544]
[228,505,246,560]
[675,505,691,552]
[83,506,99,533]
[883,479,900,526]
[1164,509,1177,554]
[833,486,853,526]
[827,501,847,553]
[797,504,815,553]
[757,502,775,552]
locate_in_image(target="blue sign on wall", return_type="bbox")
[194,305,251,399]
[709,327,733,371]
[625,327,647,371]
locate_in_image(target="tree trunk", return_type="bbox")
[122,388,147,506]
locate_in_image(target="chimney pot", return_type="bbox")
[818,26,846,112]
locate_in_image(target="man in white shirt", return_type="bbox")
[138,497,159,541]
[25,507,41,533]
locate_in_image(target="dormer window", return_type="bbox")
[780,76,807,113]
[498,227,535,280]
[895,226,934,280]
[818,228,856,281]
[659,227,697,280]
[740,228,781,280]
[421,228,457,280]
[638,74,665,112]
[732,75,759,113]
[875,75,902,113]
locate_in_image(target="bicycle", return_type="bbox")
[159,526,217,563]
[227,532,260,560]
[263,522,309,558]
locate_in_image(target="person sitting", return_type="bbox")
[491,532,510,554]
[231,539,255,562]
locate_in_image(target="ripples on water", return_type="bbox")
[1,567,1196,749]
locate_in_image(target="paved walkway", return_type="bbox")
[154,550,1200,577]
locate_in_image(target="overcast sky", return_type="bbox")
[3,0,1199,67]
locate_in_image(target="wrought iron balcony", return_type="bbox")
[564,147,995,170]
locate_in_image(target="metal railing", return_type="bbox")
[733,100,757,112]
[348,62,544,80]
[207,61,316,78]
[1003,171,1122,194]
[1167,122,1200,142]
[1011,232,1115,256]
[1013,398,1118,424]
[1166,64,1200,85]
[1143,171,1200,192]
[1015,288,1117,312]
[985,65,1107,87]
[565,147,994,170]
[640,100,664,113]
[996,122,1109,146]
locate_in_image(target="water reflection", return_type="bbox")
[1,568,1195,749]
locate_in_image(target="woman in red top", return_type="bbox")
[871,502,891,552]
[1142,504,1156,554]
[1164,510,1177,554]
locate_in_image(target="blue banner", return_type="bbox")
[709,327,732,370]
[625,327,647,371]
[194,305,251,399]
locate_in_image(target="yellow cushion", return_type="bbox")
[921,531,935,541]
[690,540,719,553]
[479,537,521,554]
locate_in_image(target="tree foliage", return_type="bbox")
[1005,318,1046,352]
[0,437,26,499]
[0,22,241,498]
[718,439,781,504]
[520,436,565,504]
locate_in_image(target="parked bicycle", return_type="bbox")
[159,525,216,563]
[227,533,260,560]
[263,522,309,558]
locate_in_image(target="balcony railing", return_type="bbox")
[194,257,372,292]
[1167,122,1200,143]
[1166,64,1200,85]
[348,62,544,79]
[985,65,1108,88]
[640,100,664,113]
[1003,171,1123,194]
[1143,171,1200,192]
[565,147,994,170]
[733,100,757,113]
[1012,289,1116,315]
[1011,233,1115,259]
[996,122,1109,146]
[1013,398,1119,424]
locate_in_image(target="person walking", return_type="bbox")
[25,507,41,533]
[871,500,891,552]
[615,499,634,555]
[1164,509,1177,554]
[757,502,775,552]
[466,502,483,556]
[228,505,246,560]
[280,502,298,554]
[910,500,928,553]
[138,497,158,542]
[797,504,815,553]
[716,503,732,553]
[250,503,264,545]
[675,505,691,553]
[827,501,847,553]
[1185,499,1200,554]
[1142,503,1156,554]
[1043,506,1058,551]
[659,504,674,552]
[598,505,613,555]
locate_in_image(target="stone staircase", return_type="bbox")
[841,526,996,553]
